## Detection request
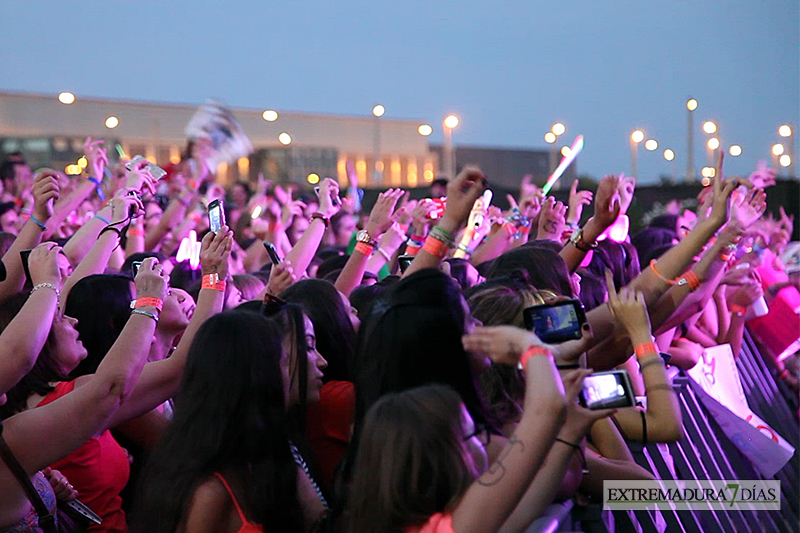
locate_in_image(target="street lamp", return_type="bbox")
[443,114,460,179]
[729,145,742,156]
[373,105,385,184]
[664,149,675,161]
[772,144,785,156]
[707,138,720,150]
[262,110,278,121]
[686,97,697,181]
[630,129,644,178]
[418,124,433,136]
[278,133,292,145]
[703,121,717,134]
[546,123,567,182]
[105,116,119,129]
[544,132,556,144]
[58,92,75,104]
[779,125,792,138]
[780,155,791,167]
[645,139,658,151]
[372,104,385,117]
[778,124,795,177]
[552,123,566,136]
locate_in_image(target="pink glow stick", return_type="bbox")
[543,135,584,195]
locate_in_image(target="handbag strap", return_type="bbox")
[0,421,58,533]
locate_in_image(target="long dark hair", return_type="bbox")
[346,385,472,533]
[0,292,67,418]
[487,245,574,296]
[131,311,302,532]
[65,274,133,378]
[281,279,356,383]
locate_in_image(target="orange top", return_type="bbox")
[212,473,263,533]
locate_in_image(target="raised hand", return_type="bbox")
[441,166,487,230]
[559,369,618,442]
[592,175,622,230]
[83,136,108,181]
[707,152,753,229]
[617,175,636,214]
[200,225,233,280]
[28,242,63,288]
[366,188,405,238]
[605,270,651,341]
[462,325,547,366]
[727,272,763,308]
[411,199,437,235]
[567,179,593,226]
[317,178,342,218]
[109,191,145,225]
[31,169,61,223]
[134,257,169,301]
[124,159,156,197]
[731,187,767,229]
[520,174,538,200]
[281,199,307,227]
[537,197,567,241]
[267,260,297,295]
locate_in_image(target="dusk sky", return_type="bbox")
[2,0,798,183]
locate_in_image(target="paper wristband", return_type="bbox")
[634,342,658,360]
[355,242,374,256]
[422,236,449,259]
[730,304,747,316]
[201,274,226,292]
[134,297,163,311]
[518,346,551,370]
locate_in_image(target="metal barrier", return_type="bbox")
[531,331,799,533]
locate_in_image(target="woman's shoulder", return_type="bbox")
[179,475,235,533]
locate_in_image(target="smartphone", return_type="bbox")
[579,370,636,410]
[131,261,143,279]
[208,199,225,233]
[314,185,342,207]
[63,499,103,525]
[125,155,167,181]
[523,299,587,344]
[263,242,282,265]
[398,254,414,273]
[20,250,32,286]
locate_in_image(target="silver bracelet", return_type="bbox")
[30,283,60,307]
[131,308,159,323]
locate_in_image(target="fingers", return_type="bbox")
[570,179,578,196]
[604,270,618,310]
[506,194,519,210]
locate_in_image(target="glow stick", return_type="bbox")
[542,135,584,195]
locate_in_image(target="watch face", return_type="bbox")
[571,228,581,242]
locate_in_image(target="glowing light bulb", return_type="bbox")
[631,130,644,143]
[645,139,658,151]
[372,105,385,117]
[703,121,717,134]
[729,145,742,156]
[551,123,566,136]
[418,124,433,136]
[278,133,292,145]
[707,138,720,150]
[105,116,119,129]
[262,110,278,121]
[663,149,675,161]
[58,92,75,104]
[444,115,459,129]
[544,132,557,144]
[686,99,698,111]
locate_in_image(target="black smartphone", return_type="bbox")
[131,261,143,279]
[398,254,414,273]
[64,499,103,525]
[579,370,636,410]
[314,186,342,207]
[208,199,225,233]
[263,242,282,265]
[20,249,33,286]
[523,299,587,344]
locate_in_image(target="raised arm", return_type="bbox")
[0,171,60,303]
[0,243,62,395]
[335,189,403,296]
[100,227,231,428]
[0,257,166,476]
[560,175,620,273]
[284,178,341,276]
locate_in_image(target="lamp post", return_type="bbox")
[443,114,459,179]
[372,105,385,185]
[686,98,697,181]
[779,124,794,178]
[702,121,718,167]
[630,129,644,178]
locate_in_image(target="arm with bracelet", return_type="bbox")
[0,243,62,396]
[283,178,340,278]
[403,167,487,278]
[61,196,143,303]
[88,229,232,429]
[364,223,406,275]
[603,272,683,444]
[335,189,404,296]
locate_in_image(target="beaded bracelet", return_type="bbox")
[30,282,60,303]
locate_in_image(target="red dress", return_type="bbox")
[37,381,131,533]
[305,381,355,487]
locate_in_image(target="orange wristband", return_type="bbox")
[422,235,449,259]
[127,228,145,237]
[133,297,163,311]
[404,244,421,256]
[683,270,700,291]
[730,304,746,316]
[355,242,374,256]
[202,273,227,292]
[634,342,658,360]
[518,345,551,370]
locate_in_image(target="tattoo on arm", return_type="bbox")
[477,436,525,486]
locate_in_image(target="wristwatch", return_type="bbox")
[355,229,377,248]
[569,227,598,252]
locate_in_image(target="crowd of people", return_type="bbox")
[0,135,796,533]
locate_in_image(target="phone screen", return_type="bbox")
[263,242,282,265]
[579,370,636,410]
[523,300,585,344]
[208,200,225,233]
[398,254,414,273]
[131,261,143,279]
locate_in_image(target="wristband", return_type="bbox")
[29,214,47,231]
[131,297,163,311]
[517,345,551,370]
[99,225,122,239]
[404,244,421,256]
[131,309,158,323]
[354,242,374,256]
[407,235,425,247]
[639,355,664,373]
[202,273,227,292]
[127,227,145,237]
[682,270,701,291]
[554,436,581,451]
[310,213,330,228]
[422,235,449,259]
[634,342,658,360]
[429,226,455,246]
[94,214,111,225]
[88,177,106,201]
[730,304,746,316]
[503,222,517,236]
[30,282,60,304]
[376,247,392,263]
